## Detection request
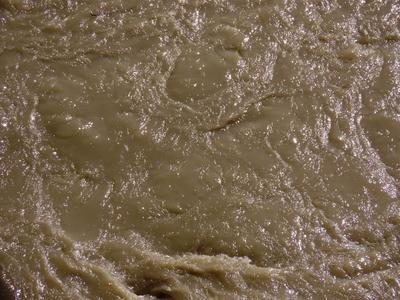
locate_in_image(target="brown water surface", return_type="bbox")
[0,0,399,299]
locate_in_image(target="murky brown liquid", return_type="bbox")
[0,0,399,299]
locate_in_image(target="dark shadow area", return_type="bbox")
[128,277,173,299]
[0,269,18,300]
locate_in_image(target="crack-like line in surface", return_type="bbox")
[27,95,48,217]
[202,91,298,133]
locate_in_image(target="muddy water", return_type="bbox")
[0,0,399,299]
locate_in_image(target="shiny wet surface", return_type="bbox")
[0,1,399,299]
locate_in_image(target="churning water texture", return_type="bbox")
[0,0,400,299]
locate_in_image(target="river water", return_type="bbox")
[0,0,399,299]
